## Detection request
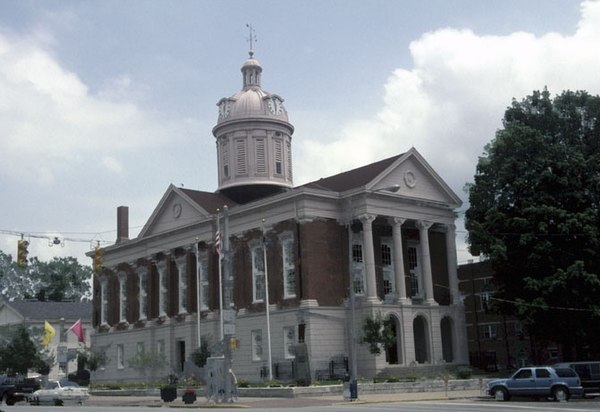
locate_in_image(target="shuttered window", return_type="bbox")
[255,138,266,174]
[236,139,247,175]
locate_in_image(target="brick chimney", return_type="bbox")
[116,206,129,243]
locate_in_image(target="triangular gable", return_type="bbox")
[368,147,462,208]
[139,184,218,238]
[0,300,25,325]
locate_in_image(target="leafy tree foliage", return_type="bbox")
[0,325,52,375]
[0,251,91,301]
[360,311,396,355]
[465,89,600,360]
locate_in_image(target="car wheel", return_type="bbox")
[492,386,510,401]
[553,386,570,402]
[5,395,15,406]
[54,398,64,406]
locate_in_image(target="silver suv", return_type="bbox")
[486,366,583,401]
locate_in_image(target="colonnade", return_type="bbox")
[357,214,460,305]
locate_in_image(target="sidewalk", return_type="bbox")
[86,389,484,408]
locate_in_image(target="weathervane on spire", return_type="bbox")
[246,23,257,57]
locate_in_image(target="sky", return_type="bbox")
[0,0,598,267]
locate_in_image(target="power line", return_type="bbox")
[0,229,111,248]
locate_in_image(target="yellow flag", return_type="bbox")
[42,320,55,346]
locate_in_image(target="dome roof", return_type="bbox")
[215,53,290,125]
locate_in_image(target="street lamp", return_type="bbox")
[347,184,400,401]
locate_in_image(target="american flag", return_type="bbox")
[215,231,222,256]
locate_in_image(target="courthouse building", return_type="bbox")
[90,50,468,383]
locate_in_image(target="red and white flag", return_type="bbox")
[68,319,85,343]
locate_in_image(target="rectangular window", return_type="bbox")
[157,340,165,356]
[251,329,263,361]
[381,242,394,295]
[117,344,125,370]
[119,272,127,323]
[481,324,498,339]
[137,342,145,354]
[235,139,247,175]
[351,240,365,295]
[274,140,282,175]
[252,246,265,302]
[407,245,421,298]
[100,280,108,325]
[255,138,266,174]
[282,238,296,298]
[158,263,168,317]
[199,252,209,311]
[177,257,187,314]
[138,268,148,320]
[283,326,296,359]
[221,141,229,178]
[480,291,492,311]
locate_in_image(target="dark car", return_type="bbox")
[0,375,41,405]
[486,366,583,401]
[553,361,600,398]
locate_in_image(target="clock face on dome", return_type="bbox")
[218,100,231,119]
[267,97,283,115]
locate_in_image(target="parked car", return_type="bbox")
[553,361,600,398]
[29,380,89,406]
[486,366,583,401]
[0,375,41,405]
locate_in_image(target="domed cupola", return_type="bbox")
[213,50,294,204]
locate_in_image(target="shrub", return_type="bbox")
[454,366,472,379]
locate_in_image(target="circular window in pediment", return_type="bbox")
[404,171,417,188]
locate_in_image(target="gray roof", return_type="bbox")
[302,154,403,192]
[5,300,92,322]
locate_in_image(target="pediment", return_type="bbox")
[369,147,462,208]
[138,185,214,238]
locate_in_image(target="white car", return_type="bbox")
[30,380,89,406]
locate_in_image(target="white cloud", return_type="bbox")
[0,31,186,186]
[101,156,124,174]
[298,0,600,191]
[295,0,600,261]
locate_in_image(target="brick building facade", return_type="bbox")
[90,51,468,384]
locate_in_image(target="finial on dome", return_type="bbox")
[246,23,256,58]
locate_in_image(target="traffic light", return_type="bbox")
[93,245,103,273]
[17,239,29,267]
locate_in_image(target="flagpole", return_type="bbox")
[195,238,202,349]
[217,210,224,341]
[262,219,273,381]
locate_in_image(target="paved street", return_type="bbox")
[4,390,600,411]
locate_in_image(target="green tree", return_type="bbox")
[0,251,92,301]
[191,336,212,367]
[0,325,49,374]
[465,89,600,360]
[360,311,396,355]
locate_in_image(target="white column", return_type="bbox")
[417,220,436,305]
[444,224,461,305]
[360,214,379,303]
[390,217,409,304]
